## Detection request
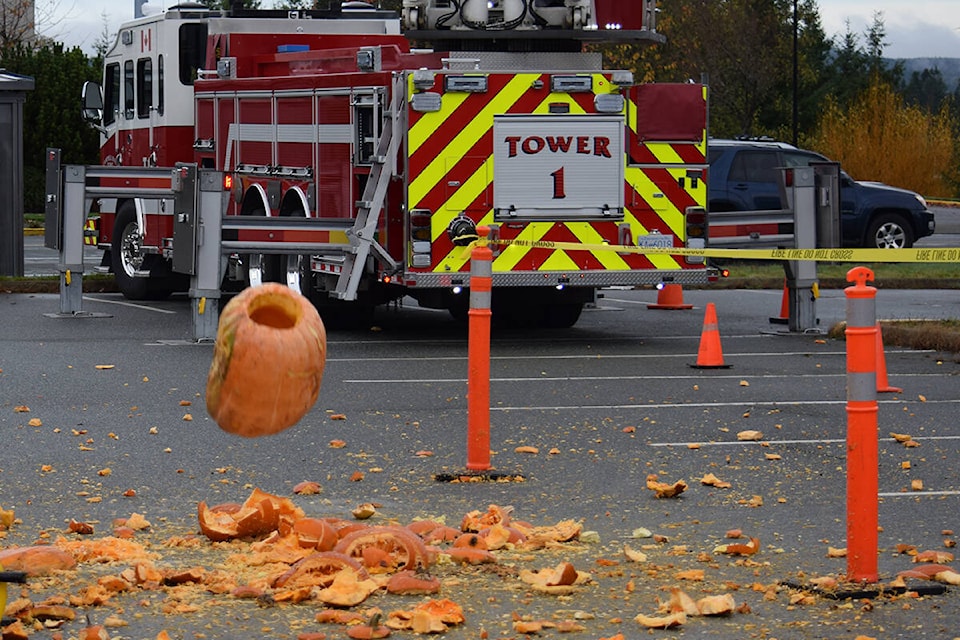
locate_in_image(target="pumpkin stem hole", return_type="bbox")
[247,292,301,329]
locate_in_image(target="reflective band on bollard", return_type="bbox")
[844,266,879,584]
[467,226,493,471]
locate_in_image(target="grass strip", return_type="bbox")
[828,319,960,359]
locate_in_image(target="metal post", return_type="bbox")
[190,170,225,342]
[59,165,87,314]
[467,226,493,471]
[845,266,879,584]
[783,166,819,333]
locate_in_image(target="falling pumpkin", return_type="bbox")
[206,283,327,437]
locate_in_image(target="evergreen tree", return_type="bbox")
[904,68,948,112]
[0,43,102,211]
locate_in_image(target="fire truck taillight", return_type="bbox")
[223,174,233,191]
[409,209,432,267]
[684,206,707,265]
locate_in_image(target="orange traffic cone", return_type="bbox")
[690,302,731,369]
[649,283,693,310]
[769,279,789,324]
[876,322,902,393]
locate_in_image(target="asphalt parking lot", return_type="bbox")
[1,286,959,639]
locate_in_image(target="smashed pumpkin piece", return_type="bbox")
[273,552,369,589]
[519,562,589,594]
[78,625,110,640]
[933,569,960,585]
[334,526,432,572]
[2,620,31,640]
[347,621,390,639]
[623,544,647,563]
[413,598,465,631]
[646,474,687,499]
[675,569,705,581]
[120,561,164,586]
[293,481,322,495]
[663,587,699,616]
[714,537,760,556]
[445,547,497,565]
[125,513,151,530]
[700,473,732,489]
[635,611,685,629]
[385,570,441,595]
[316,609,366,625]
[914,550,954,564]
[518,519,582,549]
[316,567,380,606]
[483,522,526,548]
[24,604,76,622]
[697,593,736,616]
[513,620,545,634]
[461,505,512,532]
[69,519,95,535]
[197,488,304,542]
[0,545,77,576]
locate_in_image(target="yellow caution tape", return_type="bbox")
[486,239,960,263]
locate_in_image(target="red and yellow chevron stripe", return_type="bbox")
[406,73,707,276]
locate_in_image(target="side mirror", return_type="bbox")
[81,81,104,127]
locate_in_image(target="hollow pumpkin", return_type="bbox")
[206,283,327,437]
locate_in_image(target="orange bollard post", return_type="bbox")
[467,226,493,471]
[844,266,879,584]
[875,323,903,394]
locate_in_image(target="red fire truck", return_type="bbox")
[82,0,712,327]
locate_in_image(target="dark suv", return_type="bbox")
[708,139,935,248]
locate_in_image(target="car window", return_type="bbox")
[781,150,828,168]
[728,150,778,182]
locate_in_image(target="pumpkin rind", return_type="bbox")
[206,283,327,437]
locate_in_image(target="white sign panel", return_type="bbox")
[493,115,624,220]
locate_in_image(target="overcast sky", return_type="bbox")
[38,0,960,60]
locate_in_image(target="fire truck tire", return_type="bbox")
[541,303,584,328]
[312,299,375,331]
[111,202,176,300]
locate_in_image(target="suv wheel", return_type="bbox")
[865,213,913,249]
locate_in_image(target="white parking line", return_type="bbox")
[343,372,943,384]
[647,435,960,448]
[879,491,960,497]
[490,399,960,411]
[82,296,178,314]
[328,349,927,363]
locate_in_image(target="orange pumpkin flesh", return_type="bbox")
[206,283,327,437]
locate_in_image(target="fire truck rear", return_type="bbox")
[82,0,712,327]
